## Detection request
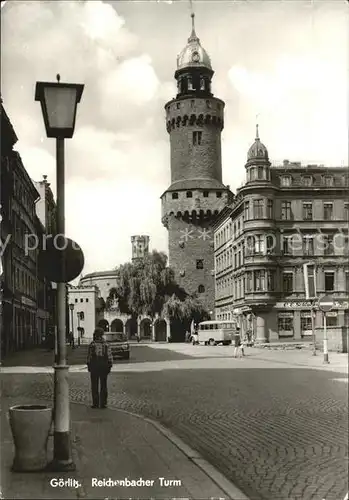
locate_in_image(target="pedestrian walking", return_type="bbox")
[87,327,113,409]
[233,331,243,358]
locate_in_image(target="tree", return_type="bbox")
[105,251,210,340]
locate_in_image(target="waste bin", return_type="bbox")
[9,404,53,471]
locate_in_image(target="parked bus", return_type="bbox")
[196,320,235,346]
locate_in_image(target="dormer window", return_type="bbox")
[281,176,292,187]
[323,175,334,187]
[302,176,312,186]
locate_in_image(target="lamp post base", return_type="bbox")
[46,431,76,471]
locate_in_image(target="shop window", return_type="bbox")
[278,315,294,337]
[326,315,338,327]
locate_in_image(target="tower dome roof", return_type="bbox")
[177,13,212,71]
[247,125,269,161]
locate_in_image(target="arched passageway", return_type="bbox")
[125,317,138,340]
[97,319,109,332]
[110,319,124,333]
[140,318,152,339]
[154,319,166,342]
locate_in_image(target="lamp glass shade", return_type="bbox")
[35,81,84,139]
[44,86,78,130]
[69,303,75,311]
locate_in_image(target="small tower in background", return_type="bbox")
[131,235,150,263]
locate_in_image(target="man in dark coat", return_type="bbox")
[87,328,113,408]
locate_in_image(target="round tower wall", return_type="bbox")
[165,97,224,184]
[167,214,215,313]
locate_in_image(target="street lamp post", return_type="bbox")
[35,75,84,471]
[77,312,81,346]
[69,303,75,349]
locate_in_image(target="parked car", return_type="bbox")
[104,332,130,360]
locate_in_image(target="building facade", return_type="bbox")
[68,285,101,344]
[214,128,349,345]
[161,13,233,313]
[1,103,43,353]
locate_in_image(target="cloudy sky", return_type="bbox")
[1,0,348,276]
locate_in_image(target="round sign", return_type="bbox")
[318,294,334,312]
[38,236,84,283]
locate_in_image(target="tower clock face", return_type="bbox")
[192,51,200,62]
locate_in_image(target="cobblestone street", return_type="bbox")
[2,346,348,500]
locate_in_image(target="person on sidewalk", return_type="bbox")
[87,328,113,409]
[233,331,243,358]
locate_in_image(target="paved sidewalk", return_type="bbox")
[1,396,240,500]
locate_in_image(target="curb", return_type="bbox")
[73,401,250,500]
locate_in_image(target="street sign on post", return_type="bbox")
[318,295,333,364]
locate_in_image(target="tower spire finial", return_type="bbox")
[188,0,198,40]
[255,113,260,140]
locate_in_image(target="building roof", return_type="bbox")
[162,178,228,195]
[81,270,119,280]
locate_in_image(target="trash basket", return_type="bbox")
[9,404,53,472]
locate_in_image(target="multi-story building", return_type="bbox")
[214,127,349,345]
[161,13,233,314]
[1,103,43,352]
[67,285,101,344]
[33,175,57,343]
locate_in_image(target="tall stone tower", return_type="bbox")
[131,235,150,262]
[161,13,232,313]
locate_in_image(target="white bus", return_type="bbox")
[196,320,235,346]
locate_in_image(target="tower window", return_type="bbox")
[216,192,222,198]
[191,100,195,108]
[176,103,180,109]
[172,192,178,199]
[203,191,209,197]
[206,100,211,108]
[196,259,204,269]
[186,191,193,198]
[193,131,202,145]
[198,284,205,293]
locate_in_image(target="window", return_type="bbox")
[257,167,264,179]
[216,192,222,198]
[323,203,333,221]
[206,100,211,108]
[345,203,349,221]
[267,270,275,291]
[302,236,314,256]
[323,234,334,255]
[267,200,273,219]
[191,100,195,108]
[75,298,78,303]
[186,191,193,198]
[254,270,265,291]
[283,272,293,294]
[303,203,313,220]
[323,176,334,187]
[244,201,250,221]
[79,312,85,320]
[302,176,312,186]
[281,201,292,220]
[253,199,264,219]
[266,235,274,254]
[86,298,89,302]
[283,236,292,255]
[203,191,209,198]
[193,131,202,145]
[80,298,84,302]
[176,103,180,109]
[172,192,178,199]
[301,315,312,332]
[324,272,335,292]
[327,315,338,327]
[198,284,205,293]
[254,235,264,254]
[196,259,204,269]
[281,176,292,187]
[245,272,253,292]
[278,316,294,335]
